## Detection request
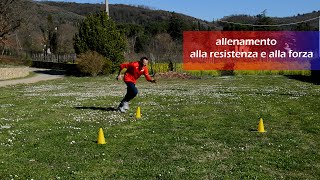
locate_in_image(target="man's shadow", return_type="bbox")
[74,106,118,111]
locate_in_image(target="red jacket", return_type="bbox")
[120,61,152,84]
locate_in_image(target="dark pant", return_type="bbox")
[121,82,138,103]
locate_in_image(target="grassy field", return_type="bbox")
[0,75,319,179]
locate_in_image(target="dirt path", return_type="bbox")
[0,68,65,87]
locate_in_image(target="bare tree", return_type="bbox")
[57,24,77,54]
[0,0,23,56]
[0,0,22,40]
[147,33,180,63]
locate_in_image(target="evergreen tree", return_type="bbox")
[74,12,126,72]
[168,12,189,42]
[49,31,58,54]
[145,21,168,36]
[254,11,277,31]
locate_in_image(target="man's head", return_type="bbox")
[139,57,149,66]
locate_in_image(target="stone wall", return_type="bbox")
[0,68,30,80]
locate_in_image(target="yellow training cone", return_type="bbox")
[258,118,266,133]
[136,106,141,119]
[97,128,106,144]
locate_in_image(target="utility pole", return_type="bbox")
[105,0,109,15]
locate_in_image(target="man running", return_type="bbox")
[117,57,156,113]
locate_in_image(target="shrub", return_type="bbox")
[101,57,113,75]
[76,51,106,76]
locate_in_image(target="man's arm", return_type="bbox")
[144,67,156,83]
[117,63,128,81]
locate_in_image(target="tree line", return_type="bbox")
[1,0,319,75]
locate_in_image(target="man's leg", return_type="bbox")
[123,82,138,103]
[118,82,138,112]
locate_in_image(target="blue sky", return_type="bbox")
[52,0,320,21]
